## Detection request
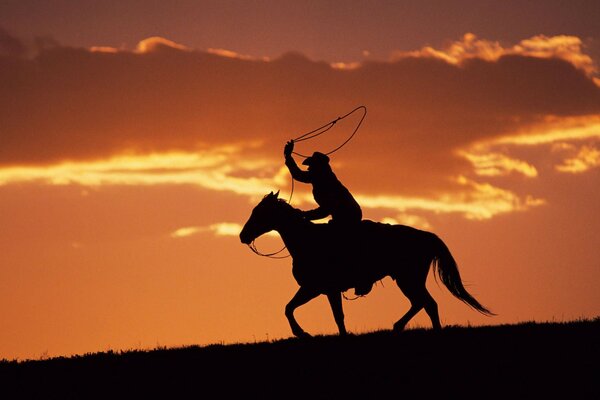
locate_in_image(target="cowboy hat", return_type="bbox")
[302,152,330,166]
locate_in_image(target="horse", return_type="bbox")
[239,191,494,338]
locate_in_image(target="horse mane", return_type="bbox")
[258,192,321,228]
[271,197,314,226]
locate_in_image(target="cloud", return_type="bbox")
[396,33,598,80]
[330,61,362,70]
[555,145,600,173]
[171,226,204,238]
[0,33,599,222]
[0,146,284,199]
[170,222,243,238]
[0,146,542,220]
[355,176,544,220]
[90,46,120,54]
[206,48,269,61]
[459,151,538,177]
[515,35,597,77]
[135,36,189,53]
[1,33,598,169]
[494,116,600,146]
[459,116,600,178]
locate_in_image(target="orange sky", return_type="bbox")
[1,1,599,360]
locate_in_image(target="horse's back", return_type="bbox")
[306,219,435,252]
[292,219,438,291]
[360,219,435,246]
[337,219,437,268]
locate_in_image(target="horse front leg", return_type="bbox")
[326,291,347,336]
[285,286,319,338]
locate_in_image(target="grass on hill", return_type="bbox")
[1,318,598,399]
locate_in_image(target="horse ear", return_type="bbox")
[274,190,280,198]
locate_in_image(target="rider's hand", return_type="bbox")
[284,140,294,157]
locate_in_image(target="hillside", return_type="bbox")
[1,319,598,399]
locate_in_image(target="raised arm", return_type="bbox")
[284,141,311,183]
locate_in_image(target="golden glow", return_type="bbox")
[171,223,243,238]
[515,35,596,76]
[171,226,204,238]
[93,38,251,56]
[206,48,269,61]
[89,46,119,53]
[330,62,362,70]
[496,117,600,146]
[460,151,538,177]
[288,180,535,221]
[556,145,600,173]
[0,148,278,197]
[355,176,544,220]
[136,36,189,53]
[0,148,544,221]
[397,33,598,83]
[460,116,600,177]
[210,222,244,237]
[3,99,594,226]
[380,215,432,230]
[399,33,504,64]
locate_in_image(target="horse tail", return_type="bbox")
[431,235,495,316]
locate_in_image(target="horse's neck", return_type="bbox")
[275,204,309,257]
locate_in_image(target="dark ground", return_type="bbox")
[1,318,598,399]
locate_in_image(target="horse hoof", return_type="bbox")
[295,331,312,339]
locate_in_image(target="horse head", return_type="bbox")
[239,191,281,245]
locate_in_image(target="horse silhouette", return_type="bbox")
[240,191,494,337]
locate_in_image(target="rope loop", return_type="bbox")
[291,105,367,158]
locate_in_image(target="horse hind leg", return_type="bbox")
[393,258,442,332]
[423,291,442,330]
[393,297,424,332]
[393,286,442,332]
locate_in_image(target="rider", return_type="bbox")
[284,140,372,296]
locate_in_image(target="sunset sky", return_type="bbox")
[1,0,599,360]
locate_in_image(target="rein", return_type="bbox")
[247,239,290,259]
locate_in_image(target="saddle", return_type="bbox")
[316,220,384,295]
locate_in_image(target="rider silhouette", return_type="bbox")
[284,140,372,296]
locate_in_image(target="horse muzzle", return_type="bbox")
[239,229,253,245]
